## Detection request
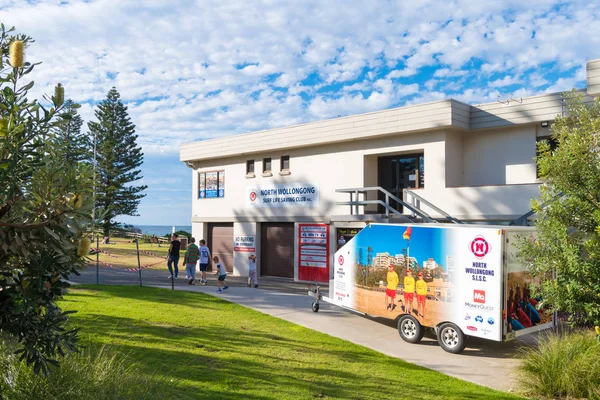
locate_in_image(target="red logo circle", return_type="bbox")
[338,255,344,265]
[249,191,257,202]
[470,236,490,259]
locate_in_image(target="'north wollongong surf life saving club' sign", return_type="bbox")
[246,183,319,208]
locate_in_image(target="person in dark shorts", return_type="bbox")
[198,239,211,285]
[214,256,228,293]
[167,233,181,279]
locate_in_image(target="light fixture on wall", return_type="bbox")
[185,161,195,168]
[540,121,549,128]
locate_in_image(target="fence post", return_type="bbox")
[135,237,142,286]
[96,234,100,285]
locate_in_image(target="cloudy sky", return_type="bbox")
[2,0,598,226]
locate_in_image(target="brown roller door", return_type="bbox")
[260,223,294,278]
[208,223,233,273]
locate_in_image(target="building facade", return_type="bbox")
[180,59,600,281]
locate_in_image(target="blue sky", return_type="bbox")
[1,0,599,224]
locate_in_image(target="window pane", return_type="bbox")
[281,155,290,170]
[246,160,254,174]
[198,173,206,199]
[218,171,225,197]
[264,158,272,172]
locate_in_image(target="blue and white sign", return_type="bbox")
[247,182,319,208]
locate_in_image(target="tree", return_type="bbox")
[50,99,92,163]
[518,91,600,327]
[88,88,147,236]
[0,24,94,373]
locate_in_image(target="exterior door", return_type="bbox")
[260,223,294,278]
[378,154,424,212]
[208,223,234,273]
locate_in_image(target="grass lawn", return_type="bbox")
[90,237,170,270]
[60,285,524,400]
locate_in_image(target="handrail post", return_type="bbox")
[354,190,359,215]
[385,193,389,217]
[349,192,353,215]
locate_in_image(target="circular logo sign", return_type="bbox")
[249,191,257,202]
[470,235,490,259]
[338,255,344,265]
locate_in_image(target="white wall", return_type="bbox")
[462,125,537,186]
[191,130,448,221]
[445,131,463,187]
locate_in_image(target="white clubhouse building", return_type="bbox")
[180,59,600,281]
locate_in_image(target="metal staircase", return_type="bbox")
[336,187,464,224]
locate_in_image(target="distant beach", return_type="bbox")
[134,225,192,237]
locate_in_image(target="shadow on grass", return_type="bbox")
[61,286,521,400]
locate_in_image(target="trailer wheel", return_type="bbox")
[397,315,423,343]
[311,301,319,313]
[437,322,466,353]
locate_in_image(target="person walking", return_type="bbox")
[214,256,228,293]
[247,254,258,288]
[167,233,181,279]
[184,237,200,285]
[198,239,211,285]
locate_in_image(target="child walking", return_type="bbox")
[248,254,258,288]
[214,256,228,293]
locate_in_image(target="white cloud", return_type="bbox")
[489,75,521,88]
[0,0,597,159]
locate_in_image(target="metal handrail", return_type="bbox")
[336,200,414,223]
[336,186,436,223]
[509,192,564,226]
[403,189,464,224]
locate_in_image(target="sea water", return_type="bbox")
[134,225,192,237]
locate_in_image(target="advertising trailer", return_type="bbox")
[309,223,553,353]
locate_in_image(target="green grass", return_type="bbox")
[517,330,600,399]
[59,285,524,400]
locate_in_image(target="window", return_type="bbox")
[198,171,225,199]
[536,136,558,178]
[280,155,290,171]
[246,160,255,177]
[263,157,272,175]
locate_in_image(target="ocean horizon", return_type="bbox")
[133,225,192,237]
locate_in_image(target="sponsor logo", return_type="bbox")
[464,314,471,321]
[249,191,257,202]
[470,235,491,259]
[467,326,478,332]
[475,315,483,323]
[464,302,494,312]
[473,290,486,304]
[480,327,493,335]
[338,255,344,266]
[487,317,495,325]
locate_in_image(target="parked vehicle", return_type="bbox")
[309,223,553,353]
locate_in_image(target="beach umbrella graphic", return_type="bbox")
[403,227,412,268]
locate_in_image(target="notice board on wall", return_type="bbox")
[297,223,330,283]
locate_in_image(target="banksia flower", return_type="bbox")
[9,40,24,67]
[55,83,64,107]
[0,119,7,137]
[77,237,91,257]
[70,193,83,209]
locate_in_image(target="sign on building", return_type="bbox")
[246,183,319,208]
[234,235,255,253]
[297,223,329,283]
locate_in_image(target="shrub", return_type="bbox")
[0,341,176,400]
[517,330,600,399]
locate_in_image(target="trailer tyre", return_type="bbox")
[397,315,423,343]
[311,301,319,313]
[437,323,465,354]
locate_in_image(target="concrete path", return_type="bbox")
[71,267,534,392]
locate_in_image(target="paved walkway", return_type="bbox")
[71,266,535,392]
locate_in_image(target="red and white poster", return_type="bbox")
[297,224,330,282]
